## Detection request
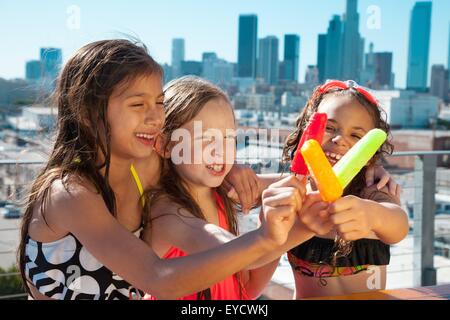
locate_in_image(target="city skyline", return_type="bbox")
[1,0,449,88]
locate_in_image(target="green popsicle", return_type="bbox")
[333,128,387,189]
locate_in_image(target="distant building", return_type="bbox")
[232,77,256,94]
[304,66,319,89]
[171,38,185,78]
[161,63,172,83]
[25,60,41,82]
[375,90,440,129]
[406,2,432,92]
[341,0,364,82]
[430,65,449,102]
[282,34,300,82]
[244,93,275,111]
[324,15,343,81]
[180,61,202,77]
[202,53,233,87]
[281,92,307,112]
[40,48,62,88]
[237,14,258,78]
[6,106,57,135]
[361,43,393,90]
[317,34,327,83]
[258,36,279,85]
[388,129,450,169]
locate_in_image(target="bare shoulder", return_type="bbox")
[148,195,197,221]
[30,177,108,238]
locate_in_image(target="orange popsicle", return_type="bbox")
[301,139,343,202]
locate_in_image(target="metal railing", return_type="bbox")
[1,151,450,299]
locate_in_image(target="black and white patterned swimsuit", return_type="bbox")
[24,229,144,300]
[24,165,147,300]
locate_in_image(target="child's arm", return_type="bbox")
[328,185,409,244]
[43,179,296,300]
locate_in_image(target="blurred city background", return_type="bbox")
[0,0,449,299]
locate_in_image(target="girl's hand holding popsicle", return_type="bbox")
[328,195,380,241]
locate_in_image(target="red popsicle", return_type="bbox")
[290,112,328,175]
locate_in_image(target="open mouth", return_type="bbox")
[325,151,343,166]
[205,163,226,176]
[135,132,156,147]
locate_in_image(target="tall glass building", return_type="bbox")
[341,0,364,82]
[317,34,327,83]
[237,14,258,78]
[406,1,432,92]
[283,34,300,82]
[258,36,279,85]
[25,60,41,82]
[40,48,62,87]
[171,38,185,79]
[324,15,343,81]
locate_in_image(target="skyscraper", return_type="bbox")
[374,52,393,89]
[237,14,258,78]
[25,60,41,82]
[317,34,327,83]
[40,48,62,87]
[430,65,449,102]
[324,15,343,81]
[305,65,319,88]
[447,23,450,72]
[283,34,300,82]
[258,36,279,85]
[406,2,432,92]
[341,0,364,81]
[171,38,185,78]
[361,43,393,89]
[180,61,202,77]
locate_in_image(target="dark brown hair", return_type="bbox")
[144,76,244,299]
[282,84,394,197]
[17,39,163,296]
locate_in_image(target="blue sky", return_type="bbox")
[1,0,449,88]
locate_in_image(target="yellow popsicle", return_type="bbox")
[301,139,343,202]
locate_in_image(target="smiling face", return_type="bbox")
[172,98,236,189]
[317,94,376,166]
[107,74,165,161]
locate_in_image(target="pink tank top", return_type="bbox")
[144,192,250,300]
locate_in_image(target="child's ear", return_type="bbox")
[153,134,172,159]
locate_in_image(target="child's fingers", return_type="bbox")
[365,166,375,186]
[271,175,306,198]
[227,187,239,201]
[231,176,250,213]
[318,209,329,219]
[223,180,233,194]
[395,184,402,198]
[303,191,324,208]
[336,220,360,234]
[376,174,390,190]
[249,175,259,206]
[263,188,302,211]
[316,221,334,235]
[328,196,355,214]
[388,179,398,196]
[330,209,355,225]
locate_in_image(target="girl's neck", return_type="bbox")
[184,181,219,224]
[184,180,214,204]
